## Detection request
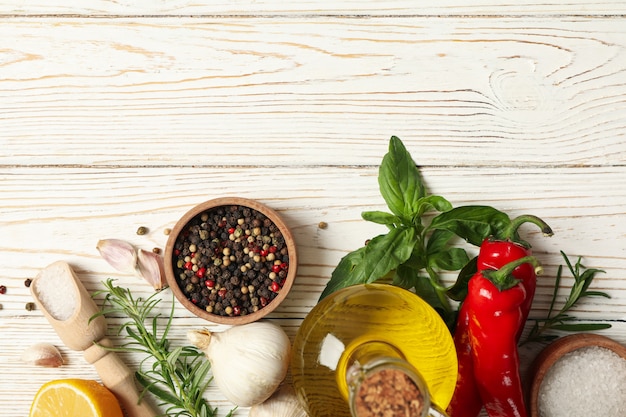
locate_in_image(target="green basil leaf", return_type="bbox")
[397,266,440,309]
[428,247,469,271]
[409,271,456,328]
[392,264,418,290]
[362,210,402,226]
[319,247,367,300]
[378,136,425,219]
[362,227,417,283]
[446,257,477,301]
[403,244,428,270]
[416,195,453,217]
[550,323,612,332]
[426,229,455,256]
[429,205,511,246]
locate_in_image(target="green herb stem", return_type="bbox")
[92,279,234,417]
[522,252,612,345]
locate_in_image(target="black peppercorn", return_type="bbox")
[173,204,290,317]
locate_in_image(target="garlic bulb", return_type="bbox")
[21,343,64,367]
[188,321,291,407]
[248,384,307,417]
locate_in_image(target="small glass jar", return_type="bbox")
[346,341,450,417]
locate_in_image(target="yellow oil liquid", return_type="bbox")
[292,284,457,417]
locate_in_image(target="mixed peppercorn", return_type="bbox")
[172,204,289,317]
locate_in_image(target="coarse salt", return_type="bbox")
[538,346,626,417]
[32,263,77,321]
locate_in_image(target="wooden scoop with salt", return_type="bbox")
[30,261,158,417]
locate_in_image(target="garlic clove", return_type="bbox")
[187,329,212,350]
[137,249,167,291]
[96,239,137,273]
[21,343,64,367]
[248,384,307,417]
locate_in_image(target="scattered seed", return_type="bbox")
[25,302,36,311]
[152,247,161,254]
[163,228,172,236]
[318,221,328,230]
[0,285,6,294]
[24,278,32,288]
[136,226,148,235]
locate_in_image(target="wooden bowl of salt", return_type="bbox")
[528,333,626,417]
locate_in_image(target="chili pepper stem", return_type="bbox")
[482,255,543,291]
[504,214,554,240]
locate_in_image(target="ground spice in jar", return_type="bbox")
[354,368,424,417]
[172,204,290,318]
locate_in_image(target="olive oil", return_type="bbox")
[291,284,457,417]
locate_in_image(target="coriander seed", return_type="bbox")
[137,226,148,235]
[25,302,36,311]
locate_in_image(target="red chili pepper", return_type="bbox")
[477,215,552,340]
[448,215,552,417]
[446,300,482,417]
[476,239,533,341]
[467,255,542,417]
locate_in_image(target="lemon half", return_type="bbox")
[29,379,124,417]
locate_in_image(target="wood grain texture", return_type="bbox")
[1,18,625,167]
[1,0,626,16]
[1,166,624,315]
[1,167,625,410]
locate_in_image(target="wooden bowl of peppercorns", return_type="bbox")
[164,197,298,325]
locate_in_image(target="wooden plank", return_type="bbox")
[1,18,625,167]
[1,165,624,317]
[1,166,625,415]
[2,0,626,16]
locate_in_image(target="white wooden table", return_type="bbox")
[1,1,625,416]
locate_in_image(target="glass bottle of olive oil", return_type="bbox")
[291,283,457,417]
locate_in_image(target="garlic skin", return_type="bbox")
[21,343,64,367]
[97,239,167,291]
[248,384,307,417]
[188,321,291,407]
[96,239,137,273]
[137,249,167,290]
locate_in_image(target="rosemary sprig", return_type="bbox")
[523,251,612,345]
[92,279,234,417]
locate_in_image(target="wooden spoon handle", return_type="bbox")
[84,340,159,417]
